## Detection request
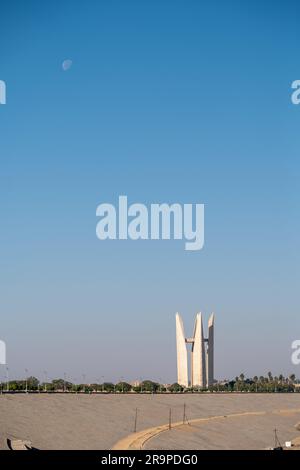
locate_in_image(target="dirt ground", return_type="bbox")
[0,393,299,450]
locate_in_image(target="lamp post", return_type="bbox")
[6,367,9,393]
[101,376,104,393]
[25,369,28,393]
[43,371,47,392]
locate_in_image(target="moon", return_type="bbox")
[62,59,72,71]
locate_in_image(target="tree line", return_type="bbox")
[1,373,299,393]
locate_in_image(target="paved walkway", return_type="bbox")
[111,408,300,450]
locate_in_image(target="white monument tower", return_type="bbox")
[175,312,214,388]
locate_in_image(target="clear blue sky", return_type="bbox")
[0,0,299,383]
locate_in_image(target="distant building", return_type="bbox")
[130,380,141,387]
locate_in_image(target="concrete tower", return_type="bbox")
[175,312,215,388]
[207,313,214,387]
[175,313,188,387]
[191,313,206,387]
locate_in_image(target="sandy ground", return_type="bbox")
[0,393,299,450]
[143,412,300,450]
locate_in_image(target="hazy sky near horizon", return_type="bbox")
[0,0,299,383]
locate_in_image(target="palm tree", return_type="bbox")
[234,377,239,392]
[289,374,296,384]
[253,376,258,392]
[278,374,284,384]
[267,371,273,382]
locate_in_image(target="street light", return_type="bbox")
[43,371,47,392]
[82,374,86,393]
[5,367,9,392]
[25,369,28,393]
[101,376,104,393]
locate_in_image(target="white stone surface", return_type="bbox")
[192,313,206,387]
[207,313,214,386]
[175,313,188,387]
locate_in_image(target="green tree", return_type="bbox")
[27,376,40,390]
[140,380,159,392]
[51,379,65,391]
[102,382,115,392]
[168,383,184,393]
[267,371,273,382]
[115,382,132,393]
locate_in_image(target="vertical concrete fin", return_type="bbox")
[192,312,206,388]
[207,313,214,386]
[175,313,188,387]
